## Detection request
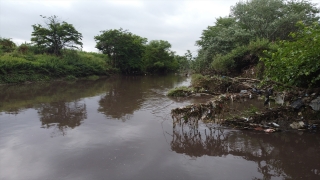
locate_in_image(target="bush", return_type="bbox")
[262,22,320,88]
[0,37,16,53]
[64,75,78,81]
[211,38,270,74]
[0,49,112,84]
[85,75,100,81]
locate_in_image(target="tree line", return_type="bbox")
[1,0,319,87]
[191,0,319,88]
[0,15,190,80]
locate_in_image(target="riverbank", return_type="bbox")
[169,74,320,133]
[0,50,117,84]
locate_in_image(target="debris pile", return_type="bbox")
[171,99,224,128]
[171,94,320,132]
[170,74,320,133]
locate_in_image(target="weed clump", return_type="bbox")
[167,86,193,97]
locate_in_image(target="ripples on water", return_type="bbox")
[0,74,319,180]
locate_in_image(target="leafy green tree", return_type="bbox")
[194,17,252,73]
[94,28,147,73]
[176,50,193,73]
[193,0,320,74]
[0,37,16,53]
[262,22,320,87]
[31,15,83,56]
[142,40,178,73]
[230,0,319,41]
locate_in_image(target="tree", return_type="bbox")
[262,21,320,88]
[0,37,16,53]
[230,0,319,41]
[193,0,320,74]
[142,40,178,73]
[94,28,147,73]
[194,17,252,73]
[31,15,83,56]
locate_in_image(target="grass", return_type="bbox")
[167,86,193,97]
[0,49,112,84]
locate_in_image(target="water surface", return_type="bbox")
[0,75,319,180]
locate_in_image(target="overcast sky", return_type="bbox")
[0,0,318,56]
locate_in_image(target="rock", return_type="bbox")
[309,97,320,111]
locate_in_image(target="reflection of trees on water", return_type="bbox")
[37,101,87,136]
[171,127,228,157]
[171,125,320,180]
[98,76,144,121]
[98,75,188,121]
[0,80,108,114]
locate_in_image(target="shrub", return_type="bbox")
[262,22,320,88]
[211,38,270,74]
[0,37,16,53]
[65,75,78,81]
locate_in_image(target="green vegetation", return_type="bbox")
[167,86,193,97]
[142,40,179,74]
[0,37,16,53]
[211,38,270,74]
[1,16,193,84]
[84,75,100,81]
[192,0,319,88]
[244,105,259,117]
[0,47,111,84]
[94,28,147,74]
[191,74,233,93]
[262,22,320,88]
[94,29,181,74]
[31,15,83,56]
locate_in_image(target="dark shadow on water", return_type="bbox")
[171,125,320,180]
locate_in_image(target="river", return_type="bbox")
[0,74,319,180]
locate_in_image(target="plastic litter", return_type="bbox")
[240,90,248,94]
[309,97,320,111]
[291,99,304,110]
[252,88,262,94]
[264,129,275,133]
[290,121,305,129]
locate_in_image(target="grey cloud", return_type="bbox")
[2,0,316,55]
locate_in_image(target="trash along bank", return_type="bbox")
[169,75,320,133]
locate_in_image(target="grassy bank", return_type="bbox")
[0,49,115,84]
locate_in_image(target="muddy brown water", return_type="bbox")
[0,74,319,180]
